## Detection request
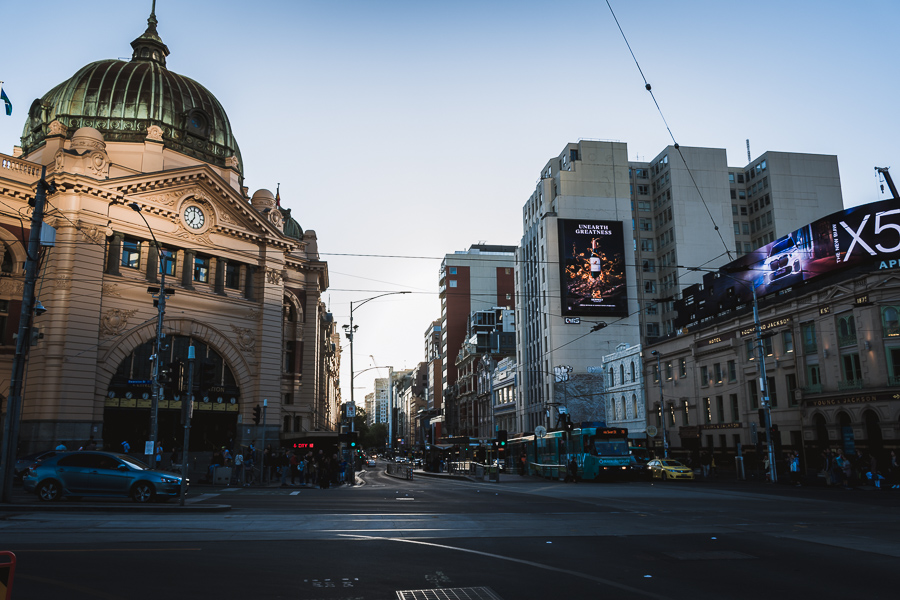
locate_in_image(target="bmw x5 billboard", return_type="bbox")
[557,219,628,317]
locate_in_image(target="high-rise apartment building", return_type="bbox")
[516,140,843,437]
[439,244,516,438]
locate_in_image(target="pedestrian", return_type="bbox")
[55,442,67,451]
[566,456,578,483]
[789,451,801,486]
[888,450,899,489]
[700,452,711,479]
[519,455,526,476]
[233,450,243,485]
[121,440,130,454]
[155,443,163,466]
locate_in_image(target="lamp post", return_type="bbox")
[343,291,410,472]
[650,350,668,458]
[129,202,173,469]
[692,266,778,483]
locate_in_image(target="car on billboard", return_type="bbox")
[763,234,810,285]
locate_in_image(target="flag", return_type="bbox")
[275,183,281,207]
[0,82,11,116]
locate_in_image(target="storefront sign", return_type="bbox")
[804,393,886,407]
[698,331,735,347]
[741,317,791,337]
[701,422,743,430]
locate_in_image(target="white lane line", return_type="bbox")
[291,491,301,496]
[339,534,673,600]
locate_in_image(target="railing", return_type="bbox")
[889,375,900,387]
[0,154,42,184]
[800,384,822,394]
[837,380,864,391]
[837,333,858,347]
[385,462,414,480]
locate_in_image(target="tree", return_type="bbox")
[363,423,388,450]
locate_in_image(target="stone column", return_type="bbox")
[107,232,123,276]
[215,257,227,295]
[182,250,195,290]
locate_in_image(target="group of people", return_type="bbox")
[276,449,348,489]
[819,448,900,489]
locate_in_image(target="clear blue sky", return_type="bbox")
[2,0,898,404]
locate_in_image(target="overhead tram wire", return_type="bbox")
[605,0,733,262]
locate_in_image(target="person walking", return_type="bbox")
[789,451,801,486]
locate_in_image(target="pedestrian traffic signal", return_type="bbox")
[349,432,357,448]
[199,360,216,389]
[497,429,507,447]
[252,404,261,425]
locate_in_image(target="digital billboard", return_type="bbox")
[557,219,628,317]
[677,196,900,328]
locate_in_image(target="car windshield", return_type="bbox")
[661,460,683,467]
[592,437,628,456]
[769,237,794,256]
[119,455,150,470]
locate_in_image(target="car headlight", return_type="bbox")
[159,477,180,484]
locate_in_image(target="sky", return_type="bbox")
[1,0,898,405]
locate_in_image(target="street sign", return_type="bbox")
[646,425,658,437]
[346,403,356,418]
[534,425,547,438]
[564,317,581,324]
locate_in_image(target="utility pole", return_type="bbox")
[179,346,195,506]
[259,399,267,484]
[752,285,778,483]
[0,167,51,503]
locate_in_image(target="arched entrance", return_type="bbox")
[836,411,854,454]
[863,410,882,452]
[813,413,829,448]
[103,335,241,453]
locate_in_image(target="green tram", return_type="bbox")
[508,425,631,481]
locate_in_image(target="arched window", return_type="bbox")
[0,243,13,274]
[630,361,636,382]
[609,399,617,421]
[609,367,615,387]
[632,394,638,419]
[620,396,626,421]
[620,364,625,384]
[838,315,856,346]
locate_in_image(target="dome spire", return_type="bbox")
[130,0,170,67]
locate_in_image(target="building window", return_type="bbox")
[716,396,724,423]
[786,373,798,407]
[730,394,739,421]
[679,358,687,378]
[449,280,457,288]
[882,307,900,337]
[641,239,654,252]
[682,400,689,425]
[801,322,817,353]
[841,352,862,383]
[807,363,821,387]
[159,249,175,276]
[225,262,241,289]
[644,281,656,293]
[837,315,857,346]
[714,363,723,384]
[284,392,293,405]
[293,416,302,432]
[703,398,711,424]
[0,299,7,343]
[283,416,291,432]
[700,365,709,387]
[632,395,638,419]
[646,323,660,337]
[745,339,755,361]
[449,267,457,275]
[727,360,736,382]
[645,303,658,315]
[121,238,141,269]
[782,330,794,353]
[630,361,635,382]
[194,256,210,283]
[748,380,758,409]
[284,341,296,373]
[767,376,777,407]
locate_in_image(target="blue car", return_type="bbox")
[22,451,185,503]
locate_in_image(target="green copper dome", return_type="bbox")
[20,9,243,176]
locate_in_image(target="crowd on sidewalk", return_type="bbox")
[201,442,351,488]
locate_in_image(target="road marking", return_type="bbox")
[185,493,220,503]
[291,491,301,496]
[340,534,673,600]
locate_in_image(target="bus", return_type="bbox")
[507,425,631,481]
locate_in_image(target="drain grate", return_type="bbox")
[664,550,756,560]
[396,587,503,600]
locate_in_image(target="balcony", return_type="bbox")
[800,384,822,394]
[837,380,864,391]
[837,333,858,347]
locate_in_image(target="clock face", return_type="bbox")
[184,205,205,229]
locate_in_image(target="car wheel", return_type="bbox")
[37,480,62,501]
[662,472,668,481]
[131,482,156,503]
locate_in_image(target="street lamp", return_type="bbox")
[343,291,410,472]
[129,202,173,469]
[650,350,668,458]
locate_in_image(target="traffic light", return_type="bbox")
[497,429,507,448]
[252,404,261,425]
[349,432,358,448]
[564,415,575,433]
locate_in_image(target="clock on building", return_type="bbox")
[184,205,205,229]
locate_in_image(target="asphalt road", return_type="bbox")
[1,467,898,599]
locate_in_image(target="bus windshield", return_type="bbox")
[591,437,628,456]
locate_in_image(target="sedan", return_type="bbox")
[365,458,377,468]
[14,450,59,481]
[22,451,185,503]
[647,459,695,481]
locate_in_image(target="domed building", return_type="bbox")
[0,9,341,463]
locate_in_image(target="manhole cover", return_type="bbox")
[396,587,503,600]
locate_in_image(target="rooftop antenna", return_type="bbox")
[746,139,751,163]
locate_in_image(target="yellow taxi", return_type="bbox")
[647,459,695,481]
